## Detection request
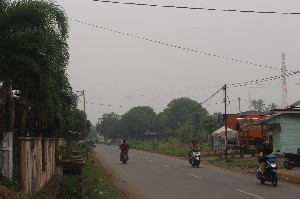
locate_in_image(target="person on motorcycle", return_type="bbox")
[258,141,273,174]
[119,139,129,160]
[188,139,200,163]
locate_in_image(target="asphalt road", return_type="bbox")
[94,144,300,199]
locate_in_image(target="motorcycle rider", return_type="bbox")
[188,139,200,163]
[258,141,273,174]
[119,139,129,161]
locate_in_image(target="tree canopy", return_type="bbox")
[0,0,88,138]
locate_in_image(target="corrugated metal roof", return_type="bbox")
[240,110,268,115]
[255,113,282,124]
[287,100,300,109]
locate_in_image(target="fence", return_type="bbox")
[19,137,64,194]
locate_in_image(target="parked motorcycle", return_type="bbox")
[283,153,300,169]
[189,150,201,168]
[120,150,129,164]
[256,154,278,187]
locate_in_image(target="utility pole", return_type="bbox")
[238,97,241,116]
[281,52,288,109]
[77,90,86,136]
[223,84,228,158]
[83,90,86,135]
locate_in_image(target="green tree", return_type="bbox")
[251,99,266,112]
[121,106,157,139]
[177,121,195,143]
[98,112,121,139]
[0,0,72,137]
[201,114,218,141]
[160,97,208,136]
[265,102,279,112]
[251,99,278,113]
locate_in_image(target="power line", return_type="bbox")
[72,18,279,70]
[90,0,300,15]
[229,69,300,88]
[200,87,223,105]
[79,71,300,112]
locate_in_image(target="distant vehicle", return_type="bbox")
[283,153,300,169]
[104,139,112,145]
[189,150,201,168]
[120,150,129,164]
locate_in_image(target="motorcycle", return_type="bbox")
[189,150,201,168]
[283,153,300,169]
[256,154,278,187]
[120,150,129,164]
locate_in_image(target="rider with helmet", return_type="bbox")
[258,141,273,174]
[119,139,129,160]
[188,139,200,163]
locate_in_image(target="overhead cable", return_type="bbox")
[72,19,278,70]
[91,0,300,15]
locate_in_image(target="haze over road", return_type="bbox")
[95,144,300,199]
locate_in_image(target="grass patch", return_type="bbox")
[55,153,122,199]
[81,155,121,199]
[129,139,216,158]
[208,156,257,169]
[129,139,188,158]
[56,175,82,199]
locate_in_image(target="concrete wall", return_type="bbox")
[267,115,300,154]
[19,137,63,194]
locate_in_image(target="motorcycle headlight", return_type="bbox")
[271,163,277,168]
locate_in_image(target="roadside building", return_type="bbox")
[258,100,300,154]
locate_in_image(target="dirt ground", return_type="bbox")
[0,185,26,199]
[203,156,300,185]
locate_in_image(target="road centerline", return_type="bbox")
[186,173,202,179]
[234,189,265,199]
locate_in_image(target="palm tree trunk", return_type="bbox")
[20,85,29,137]
[20,107,29,137]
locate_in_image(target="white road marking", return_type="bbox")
[186,173,202,179]
[235,189,265,199]
[149,159,152,162]
[163,165,170,168]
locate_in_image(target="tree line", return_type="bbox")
[0,0,90,139]
[96,98,279,143]
[96,97,218,143]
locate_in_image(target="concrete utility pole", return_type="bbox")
[1,80,14,179]
[223,84,228,158]
[77,90,86,135]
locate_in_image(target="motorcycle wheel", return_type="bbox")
[122,159,127,164]
[194,160,199,168]
[283,160,293,170]
[271,173,278,187]
[260,178,265,184]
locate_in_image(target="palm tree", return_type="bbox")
[251,99,266,112]
[256,99,266,112]
[0,0,71,136]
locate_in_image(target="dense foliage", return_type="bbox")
[96,98,219,142]
[0,0,89,137]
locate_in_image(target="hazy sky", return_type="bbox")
[55,0,300,125]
